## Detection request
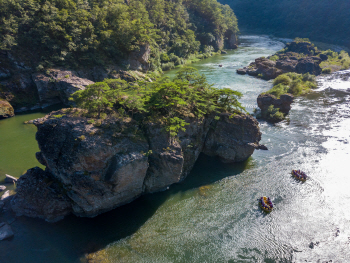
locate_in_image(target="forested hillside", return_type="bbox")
[219,0,350,49]
[0,0,238,71]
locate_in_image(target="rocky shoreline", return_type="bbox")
[10,110,262,222]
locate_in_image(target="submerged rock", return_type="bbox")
[0,222,14,241]
[0,100,14,119]
[11,110,261,221]
[4,174,18,184]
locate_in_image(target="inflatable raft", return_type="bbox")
[291,169,307,182]
[259,196,273,212]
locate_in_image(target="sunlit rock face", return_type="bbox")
[0,99,14,119]
[11,110,261,221]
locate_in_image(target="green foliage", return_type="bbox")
[71,67,245,140]
[266,105,284,122]
[269,55,279,61]
[70,82,117,118]
[0,0,238,70]
[322,68,332,74]
[266,72,317,98]
[273,75,292,86]
[320,50,350,72]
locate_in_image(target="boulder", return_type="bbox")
[257,144,268,150]
[1,190,10,201]
[4,174,17,184]
[11,167,72,222]
[236,68,247,75]
[203,113,261,163]
[276,59,298,72]
[257,93,294,114]
[0,185,6,192]
[296,58,322,75]
[0,222,14,241]
[0,100,14,119]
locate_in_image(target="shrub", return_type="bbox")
[266,83,288,98]
[160,53,170,63]
[322,68,332,74]
[273,74,292,86]
[269,55,279,61]
[161,62,175,71]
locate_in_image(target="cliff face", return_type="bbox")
[11,111,261,221]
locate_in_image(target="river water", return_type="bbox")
[1,35,350,262]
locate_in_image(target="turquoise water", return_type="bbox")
[1,36,350,262]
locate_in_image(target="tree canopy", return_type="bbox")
[70,66,245,138]
[0,0,238,70]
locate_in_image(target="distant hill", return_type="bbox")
[0,0,238,71]
[219,0,350,49]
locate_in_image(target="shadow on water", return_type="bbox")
[0,154,252,263]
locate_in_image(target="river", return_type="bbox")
[1,35,350,262]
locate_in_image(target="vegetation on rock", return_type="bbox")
[70,66,245,138]
[264,72,317,98]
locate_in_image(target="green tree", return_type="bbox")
[70,82,117,118]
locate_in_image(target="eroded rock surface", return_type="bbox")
[32,70,94,107]
[12,110,261,221]
[0,100,14,119]
[11,167,72,222]
[203,113,261,162]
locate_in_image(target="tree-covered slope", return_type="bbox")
[219,0,350,48]
[0,0,238,71]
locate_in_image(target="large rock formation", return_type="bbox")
[32,70,95,108]
[128,44,151,72]
[237,40,324,80]
[11,110,261,221]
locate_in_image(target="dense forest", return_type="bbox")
[0,0,238,71]
[219,0,350,49]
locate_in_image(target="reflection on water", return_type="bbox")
[1,36,350,262]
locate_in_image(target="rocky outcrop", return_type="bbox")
[225,31,239,49]
[11,167,72,222]
[128,44,151,72]
[257,93,294,114]
[0,100,14,119]
[257,93,294,123]
[11,110,261,221]
[32,70,94,108]
[203,113,261,162]
[237,40,323,80]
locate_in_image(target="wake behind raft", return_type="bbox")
[259,196,273,212]
[292,169,307,182]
